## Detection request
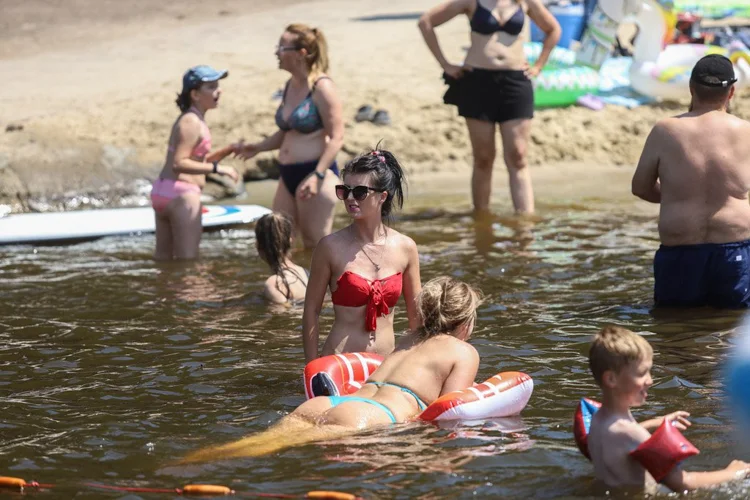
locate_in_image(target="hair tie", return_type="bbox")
[370,151,385,163]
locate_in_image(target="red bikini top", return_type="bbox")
[331,271,403,331]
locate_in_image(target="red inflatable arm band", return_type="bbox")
[629,419,700,482]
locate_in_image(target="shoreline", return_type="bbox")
[0,161,657,220]
[1,0,747,213]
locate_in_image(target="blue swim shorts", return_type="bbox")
[654,239,750,308]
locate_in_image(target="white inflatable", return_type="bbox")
[577,0,750,100]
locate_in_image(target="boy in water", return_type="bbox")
[587,325,749,493]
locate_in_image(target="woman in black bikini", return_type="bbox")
[236,24,344,249]
[419,0,560,215]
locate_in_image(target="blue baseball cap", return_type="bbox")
[182,65,229,91]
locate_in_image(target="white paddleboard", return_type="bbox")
[0,204,271,245]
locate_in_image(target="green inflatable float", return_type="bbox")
[526,42,600,108]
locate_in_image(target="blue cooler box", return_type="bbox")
[530,2,586,49]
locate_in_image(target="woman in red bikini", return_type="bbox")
[151,65,240,261]
[235,24,344,249]
[302,148,422,363]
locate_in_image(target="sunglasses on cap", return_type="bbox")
[335,184,380,201]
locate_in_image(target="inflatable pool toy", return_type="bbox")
[303,353,534,420]
[419,371,533,421]
[303,352,384,399]
[525,42,601,108]
[577,0,750,100]
[674,0,750,19]
[573,397,700,481]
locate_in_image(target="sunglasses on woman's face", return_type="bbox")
[335,184,379,201]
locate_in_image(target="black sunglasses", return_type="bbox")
[335,184,379,201]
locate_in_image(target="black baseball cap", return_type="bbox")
[690,54,737,88]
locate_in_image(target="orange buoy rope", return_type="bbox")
[0,476,361,498]
[181,484,234,495]
[306,491,358,500]
[0,477,26,489]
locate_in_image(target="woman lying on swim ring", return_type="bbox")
[182,277,482,462]
[302,148,421,363]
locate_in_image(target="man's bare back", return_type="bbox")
[633,110,750,246]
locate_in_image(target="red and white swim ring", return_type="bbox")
[419,372,534,421]
[303,353,534,420]
[303,352,384,399]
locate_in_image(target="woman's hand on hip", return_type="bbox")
[523,62,542,79]
[443,63,468,79]
[297,173,321,200]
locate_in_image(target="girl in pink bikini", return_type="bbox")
[302,148,422,363]
[151,65,240,261]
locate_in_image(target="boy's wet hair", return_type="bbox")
[589,325,653,385]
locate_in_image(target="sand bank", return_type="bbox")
[0,0,747,211]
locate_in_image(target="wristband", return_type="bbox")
[212,161,218,174]
[314,170,325,180]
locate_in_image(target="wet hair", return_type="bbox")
[342,145,406,221]
[254,212,298,300]
[416,277,483,340]
[589,325,653,386]
[285,23,329,85]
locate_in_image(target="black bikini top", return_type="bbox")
[470,0,525,36]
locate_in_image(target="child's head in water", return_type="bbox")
[417,277,483,340]
[255,212,293,267]
[589,325,654,407]
[255,212,304,302]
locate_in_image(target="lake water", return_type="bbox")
[2,185,750,499]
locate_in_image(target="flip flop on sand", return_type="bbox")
[355,104,375,122]
[372,109,391,126]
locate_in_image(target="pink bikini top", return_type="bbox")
[331,271,403,331]
[168,111,211,160]
[191,121,211,159]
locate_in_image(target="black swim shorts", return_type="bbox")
[443,69,534,124]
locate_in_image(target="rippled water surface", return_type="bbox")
[2,196,749,499]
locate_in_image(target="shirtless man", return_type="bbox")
[632,54,750,308]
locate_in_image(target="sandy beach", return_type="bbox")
[0,0,748,211]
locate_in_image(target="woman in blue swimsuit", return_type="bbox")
[182,277,483,462]
[236,24,344,249]
[419,0,560,215]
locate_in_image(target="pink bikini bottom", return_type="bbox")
[150,178,201,214]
